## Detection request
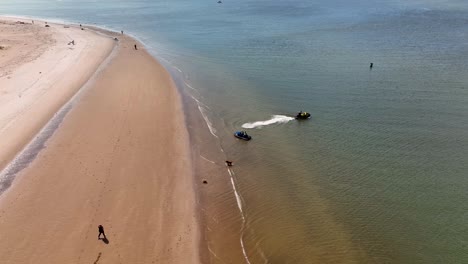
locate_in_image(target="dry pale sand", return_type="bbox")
[0,18,115,173]
[0,18,200,263]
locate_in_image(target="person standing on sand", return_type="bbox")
[121,30,124,34]
[98,225,106,240]
[134,44,138,50]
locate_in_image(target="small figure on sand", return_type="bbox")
[121,30,124,34]
[226,160,233,167]
[98,225,106,240]
[32,20,34,24]
[134,44,138,50]
[370,62,373,69]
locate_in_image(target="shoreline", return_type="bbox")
[173,66,254,263]
[0,16,201,263]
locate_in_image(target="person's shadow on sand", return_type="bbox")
[100,237,109,244]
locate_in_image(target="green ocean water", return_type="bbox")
[1,0,468,262]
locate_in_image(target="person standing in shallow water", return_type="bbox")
[98,225,106,240]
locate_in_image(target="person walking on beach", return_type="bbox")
[98,225,106,240]
[121,30,124,34]
[134,44,138,50]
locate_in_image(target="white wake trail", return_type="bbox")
[242,115,294,129]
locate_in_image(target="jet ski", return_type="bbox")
[234,131,252,141]
[295,111,311,120]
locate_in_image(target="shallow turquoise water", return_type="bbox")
[2,1,468,263]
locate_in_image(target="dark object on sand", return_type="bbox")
[234,131,251,141]
[203,180,208,184]
[114,37,119,41]
[98,225,106,240]
[68,40,75,45]
[134,44,138,50]
[370,62,373,68]
[295,111,311,120]
[226,161,233,166]
[45,25,50,28]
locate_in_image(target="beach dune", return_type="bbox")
[0,18,200,263]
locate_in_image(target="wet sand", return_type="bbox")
[0,17,200,263]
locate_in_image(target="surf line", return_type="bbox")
[184,81,196,91]
[200,155,215,164]
[228,168,252,264]
[173,65,183,73]
[197,104,218,138]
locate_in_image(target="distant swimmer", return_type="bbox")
[226,161,233,167]
[218,0,222,3]
[370,62,374,69]
[134,44,138,50]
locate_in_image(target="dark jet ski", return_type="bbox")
[295,111,311,120]
[234,131,251,141]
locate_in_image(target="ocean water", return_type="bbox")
[2,0,468,263]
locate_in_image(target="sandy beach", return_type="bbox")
[0,18,114,174]
[0,17,200,263]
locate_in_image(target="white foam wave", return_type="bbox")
[184,81,196,91]
[227,169,252,264]
[198,106,218,138]
[173,65,183,73]
[229,173,244,214]
[200,155,215,164]
[189,93,210,110]
[159,57,170,64]
[242,115,294,129]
